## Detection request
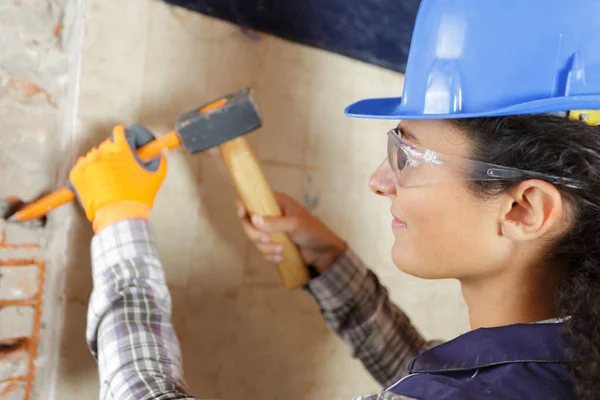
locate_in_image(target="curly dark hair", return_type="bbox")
[451,115,600,400]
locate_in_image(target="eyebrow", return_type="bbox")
[397,124,420,144]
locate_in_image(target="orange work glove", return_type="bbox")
[68,124,167,232]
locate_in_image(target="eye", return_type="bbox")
[396,148,408,170]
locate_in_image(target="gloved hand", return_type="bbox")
[68,124,167,232]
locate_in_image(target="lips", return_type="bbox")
[391,208,408,229]
[392,217,408,229]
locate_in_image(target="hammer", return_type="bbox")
[7,89,310,289]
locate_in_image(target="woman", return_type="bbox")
[238,1,600,399]
[68,0,600,399]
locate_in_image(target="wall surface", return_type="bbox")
[0,0,85,399]
[2,0,470,399]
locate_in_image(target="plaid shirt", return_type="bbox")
[88,219,433,399]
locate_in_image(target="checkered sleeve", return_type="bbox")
[307,248,438,388]
[87,219,197,400]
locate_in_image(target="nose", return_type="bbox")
[369,158,397,197]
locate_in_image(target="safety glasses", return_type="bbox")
[387,128,584,188]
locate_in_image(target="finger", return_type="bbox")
[236,201,270,241]
[111,125,127,144]
[154,153,167,177]
[256,242,284,256]
[251,214,299,234]
[235,199,247,219]
[72,155,86,168]
[240,215,272,244]
[87,146,102,163]
[236,201,261,241]
[265,254,283,264]
[236,201,278,243]
[123,125,164,172]
[126,124,156,148]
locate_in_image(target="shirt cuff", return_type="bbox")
[306,247,371,310]
[91,219,159,278]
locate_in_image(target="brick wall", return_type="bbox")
[0,1,84,398]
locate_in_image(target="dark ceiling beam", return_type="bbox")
[163,0,420,73]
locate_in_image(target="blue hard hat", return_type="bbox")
[345,0,600,120]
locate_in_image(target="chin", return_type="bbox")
[391,243,444,280]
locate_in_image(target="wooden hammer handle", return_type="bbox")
[219,136,310,289]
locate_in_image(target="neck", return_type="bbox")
[460,260,564,330]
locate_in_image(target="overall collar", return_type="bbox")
[409,322,571,374]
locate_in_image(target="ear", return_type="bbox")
[499,180,565,241]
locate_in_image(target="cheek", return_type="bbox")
[391,186,499,279]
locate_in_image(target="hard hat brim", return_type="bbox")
[344,95,600,120]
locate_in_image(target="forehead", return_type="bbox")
[399,120,470,158]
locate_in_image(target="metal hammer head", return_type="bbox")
[175,88,262,154]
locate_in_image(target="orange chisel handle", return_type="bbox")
[11,131,182,222]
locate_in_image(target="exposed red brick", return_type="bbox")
[0,229,40,250]
[54,23,63,38]
[0,260,44,400]
[6,78,57,108]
